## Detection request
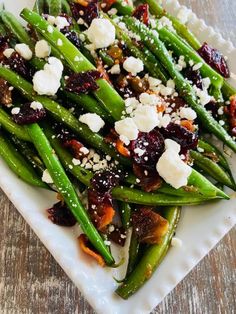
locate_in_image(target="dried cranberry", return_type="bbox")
[205,100,219,119]
[47,201,76,227]
[228,95,236,136]
[7,52,33,80]
[132,4,149,25]
[166,97,186,112]
[108,227,127,246]
[70,1,98,26]
[91,169,124,194]
[12,102,46,125]
[133,163,163,192]
[184,66,203,89]
[198,42,230,78]
[161,122,198,153]
[0,78,12,105]
[61,30,81,49]
[130,129,165,170]
[55,125,75,143]
[64,139,88,159]
[100,0,116,12]
[0,36,9,61]
[65,71,102,94]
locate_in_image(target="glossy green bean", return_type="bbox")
[0,133,47,188]
[126,229,140,276]
[98,50,114,67]
[47,0,62,16]
[116,206,181,299]
[119,202,132,229]
[27,123,114,265]
[33,0,45,15]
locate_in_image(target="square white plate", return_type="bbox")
[0,0,235,313]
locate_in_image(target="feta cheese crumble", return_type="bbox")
[79,113,105,132]
[123,56,144,76]
[115,118,139,142]
[87,18,115,49]
[55,16,70,30]
[139,92,160,106]
[179,107,197,120]
[156,139,192,189]
[3,48,14,58]
[35,40,51,58]
[11,107,20,115]
[15,43,32,60]
[42,169,53,184]
[109,64,121,74]
[30,101,43,110]
[133,105,159,132]
[171,237,183,247]
[33,57,63,96]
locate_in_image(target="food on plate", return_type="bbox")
[0,0,235,299]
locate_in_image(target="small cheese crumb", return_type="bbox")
[148,76,162,87]
[72,158,81,166]
[3,48,14,58]
[115,118,139,141]
[55,16,70,30]
[47,25,53,33]
[80,147,89,155]
[47,15,56,25]
[30,101,43,110]
[57,39,63,46]
[11,107,20,115]
[171,237,183,247]
[123,56,144,76]
[79,113,105,132]
[139,92,160,106]
[109,64,121,74]
[35,40,51,58]
[87,18,115,49]
[133,105,159,132]
[134,147,145,156]
[42,169,53,184]
[179,107,197,120]
[15,44,32,60]
[192,62,203,71]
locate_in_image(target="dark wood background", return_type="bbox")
[0,0,235,313]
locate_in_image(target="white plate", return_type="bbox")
[0,1,236,313]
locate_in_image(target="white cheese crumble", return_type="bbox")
[42,169,53,184]
[33,57,63,96]
[139,92,160,106]
[179,107,197,120]
[115,117,139,142]
[47,15,56,25]
[57,39,63,46]
[171,237,183,247]
[87,18,115,49]
[79,113,105,132]
[148,76,162,87]
[35,40,51,58]
[55,16,70,30]
[134,147,145,157]
[156,139,192,189]
[109,64,121,74]
[133,105,159,132]
[3,48,14,58]
[47,25,53,33]
[30,101,43,110]
[123,56,144,76]
[11,107,20,115]
[192,62,203,71]
[15,44,32,60]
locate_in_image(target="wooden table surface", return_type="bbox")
[0,0,236,313]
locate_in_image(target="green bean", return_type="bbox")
[123,17,236,153]
[119,202,132,229]
[0,107,31,142]
[190,150,236,190]
[116,206,181,299]
[126,229,140,276]
[144,0,201,50]
[156,27,223,89]
[0,132,47,188]
[61,0,72,15]
[47,0,62,16]
[107,14,168,83]
[222,80,236,100]
[27,123,114,265]
[21,8,125,121]
[33,0,45,15]
[98,50,115,67]
[113,0,133,16]
[0,66,130,166]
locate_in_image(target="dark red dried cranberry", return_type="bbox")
[70,1,98,26]
[63,139,88,159]
[91,169,124,194]
[55,125,75,143]
[132,4,149,25]
[228,95,236,136]
[133,163,163,192]
[130,129,165,170]
[165,97,186,112]
[161,122,198,153]
[65,71,102,94]
[61,30,81,49]
[108,227,127,246]
[184,66,203,89]
[7,52,33,80]
[12,102,46,125]
[205,100,219,119]
[0,36,9,61]
[198,42,230,78]
[47,201,76,227]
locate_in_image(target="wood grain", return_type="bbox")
[0,0,236,313]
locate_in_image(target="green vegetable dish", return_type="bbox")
[0,0,235,299]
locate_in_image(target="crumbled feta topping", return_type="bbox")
[3,48,14,58]
[139,92,160,106]
[158,16,174,32]
[133,105,159,132]
[192,62,203,71]
[218,107,224,115]
[164,139,181,153]
[195,88,212,106]
[123,56,144,76]
[202,77,211,90]
[148,76,162,87]
[35,40,51,58]
[57,39,63,46]
[33,57,63,96]
[47,25,53,33]
[15,43,32,60]
[134,147,145,156]
[109,64,121,74]
[11,107,20,115]
[171,237,183,247]
[72,158,81,166]
[79,113,105,132]
[55,16,70,30]
[87,18,115,49]
[30,101,43,110]
[80,146,89,155]
[175,55,186,71]
[156,139,192,189]
[115,117,139,141]
[42,169,53,184]
[47,15,56,25]
[158,113,171,128]
[179,107,197,120]
[125,97,140,108]
[177,7,191,24]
